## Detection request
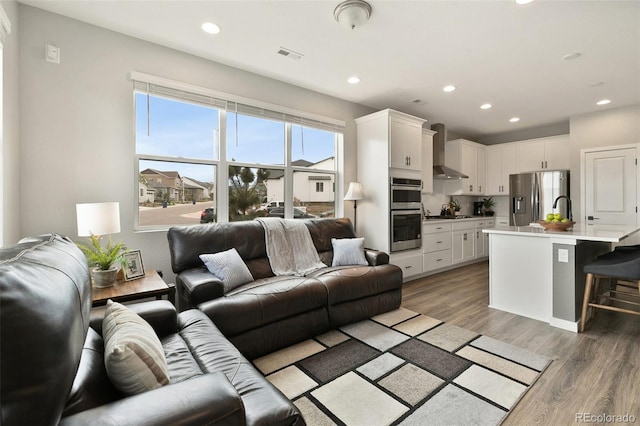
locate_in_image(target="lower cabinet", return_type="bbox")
[390,250,423,281]
[474,219,494,259]
[452,222,475,264]
[423,222,453,273]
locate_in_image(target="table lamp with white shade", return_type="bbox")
[76,202,125,288]
[343,182,364,232]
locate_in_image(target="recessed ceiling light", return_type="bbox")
[443,85,456,93]
[509,117,520,123]
[480,103,492,110]
[347,76,361,84]
[515,0,535,4]
[201,22,221,34]
[562,52,581,61]
[596,99,611,106]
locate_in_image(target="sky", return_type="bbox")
[135,94,335,182]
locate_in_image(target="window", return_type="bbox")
[133,72,344,229]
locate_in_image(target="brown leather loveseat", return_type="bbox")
[0,234,303,426]
[167,218,403,359]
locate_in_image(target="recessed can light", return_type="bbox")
[201,22,221,34]
[562,52,581,61]
[480,103,492,110]
[596,99,611,106]
[443,85,456,93]
[515,0,535,4]
[347,76,361,84]
[509,117,520,123]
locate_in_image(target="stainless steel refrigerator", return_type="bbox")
[509,170,570,226]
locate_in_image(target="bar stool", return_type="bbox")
[580,248,640,332]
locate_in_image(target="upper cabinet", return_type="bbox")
[389,113,424,171]
[421,128,436,193]
[516,135,570,172]
[444,139,486,195]
[486,143,517,195]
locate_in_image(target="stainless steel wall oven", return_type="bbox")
[389,177,422,252]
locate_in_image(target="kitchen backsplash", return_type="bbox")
[422,194,509,217]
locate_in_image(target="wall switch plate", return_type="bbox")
[45,44,60,64]
[558,248,569,263]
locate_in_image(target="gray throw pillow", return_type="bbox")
[103,300,170,396]
[331,237,368,266]
[200,248,254,293]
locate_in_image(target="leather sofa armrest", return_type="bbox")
[90,300,178,338]
[177,268,225,308]
[364,248,389,266]
[59,373,245,426]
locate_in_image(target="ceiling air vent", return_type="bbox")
[277,47,303,60]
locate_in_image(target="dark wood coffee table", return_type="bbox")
[91,269,175,307]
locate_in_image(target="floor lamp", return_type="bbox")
[344,182,364,233]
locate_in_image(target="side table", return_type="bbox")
[91,269,175,307]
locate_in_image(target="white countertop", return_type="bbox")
[483,223,640,243]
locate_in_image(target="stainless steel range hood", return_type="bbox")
[431,123,468,180]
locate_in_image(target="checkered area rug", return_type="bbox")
[253,308,551,426]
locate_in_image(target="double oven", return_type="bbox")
[390,177,422,252]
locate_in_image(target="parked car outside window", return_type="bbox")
[267,207,315,219]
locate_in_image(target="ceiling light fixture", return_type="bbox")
[596,99,611,106]
[201,22,221,34]
[334,0,372,30]
[443,85,456,93]
[347,76,361,84]
[509,117,520,123]
[480,103,492,110]
[515,0,535,4]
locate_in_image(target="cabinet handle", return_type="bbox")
[545,160,548,168]
[405,265,412,269]
[436,258,443,262]
[436,227,443,230]
[479,185,482,192]
[469,185,473,191]
[541,161,544,168]
[476,231,479,238]
[436,240,443,244]
[463,233,468,240]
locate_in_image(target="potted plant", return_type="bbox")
[450,198,461,216]
[482,197,496,216]
[78,234,126,288]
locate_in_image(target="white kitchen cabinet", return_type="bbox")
[451,221,475,264]
[474,219,494,258]
[423,222,453,272]
[355,109,426,253]
[389,114,423,171]
[486,143,517,195]
[444,139,486,195]
[516,135,570,172]
[421,129,436,193]
[495,216,509,227]
[390,250,423,281]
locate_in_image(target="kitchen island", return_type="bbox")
[483,223,640,332]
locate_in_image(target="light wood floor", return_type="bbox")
[401,261,640,425]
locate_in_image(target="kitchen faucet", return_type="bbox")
[552,195,572,221]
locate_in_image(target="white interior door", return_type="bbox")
[584,147,637,226]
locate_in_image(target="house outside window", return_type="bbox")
[133,73,344,229]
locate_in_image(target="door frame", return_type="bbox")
[580,143,640,225]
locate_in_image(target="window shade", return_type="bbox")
[132,75,345,133]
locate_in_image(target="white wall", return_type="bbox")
[18,5,373,281]
[1,0,19,246]
[569,105,640,219]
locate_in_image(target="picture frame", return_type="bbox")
[123,250,145,281]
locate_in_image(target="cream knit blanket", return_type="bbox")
[256,218,326,276]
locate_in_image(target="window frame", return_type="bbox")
[131,72,345,230]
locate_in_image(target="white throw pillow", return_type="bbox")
[199,248,254,293]
[331,237,368,267]
[102,300,170,395]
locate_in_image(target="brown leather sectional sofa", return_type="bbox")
[1,234,303,426]
[168,218,403,359]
